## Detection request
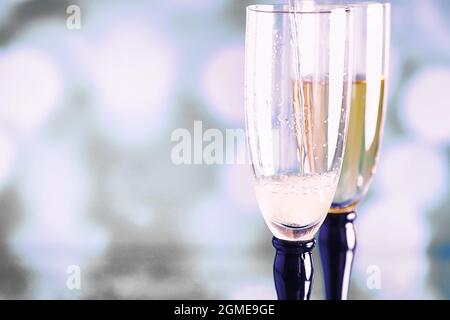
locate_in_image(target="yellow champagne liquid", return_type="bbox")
[293,80,331,174]
[330,79,386,213]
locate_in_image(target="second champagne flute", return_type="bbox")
[319,1,391,301]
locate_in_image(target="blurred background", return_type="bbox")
[0,0,448,300]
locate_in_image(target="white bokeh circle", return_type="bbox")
[83,22,176,148]
[400,67,450,144]
[0,48,63,134]
[376,140,448,209]
[201,44,245,125]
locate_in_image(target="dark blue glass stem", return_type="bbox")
[272,237,316,300]
[319,211,357,300]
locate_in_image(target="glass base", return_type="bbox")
[329,203,358,215]
[268,218,325,242]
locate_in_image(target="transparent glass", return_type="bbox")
[329,2,391,213]
[245,5,354,241]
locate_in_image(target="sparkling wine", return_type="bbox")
[331,78,386,212]
[254,171,338,241]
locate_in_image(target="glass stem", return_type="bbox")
[272,237,315,300]
[319,211,357,300]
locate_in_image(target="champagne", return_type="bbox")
[331,78,386,213]
[255,171,338,241]
[295,79,333,174]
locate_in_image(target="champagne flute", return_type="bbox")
[318,1,391,300]
[245,4,353,300]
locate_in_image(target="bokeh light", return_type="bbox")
[0,48,63,134]
[83,19,177,148]
[201,44,245,126]
[400,67,450,145]
[376,141,448,209]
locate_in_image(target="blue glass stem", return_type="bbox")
[272,237,316,300]
[319,211,357,300]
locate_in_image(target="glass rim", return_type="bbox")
[319,1,391,10]
[247,2,390,14]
